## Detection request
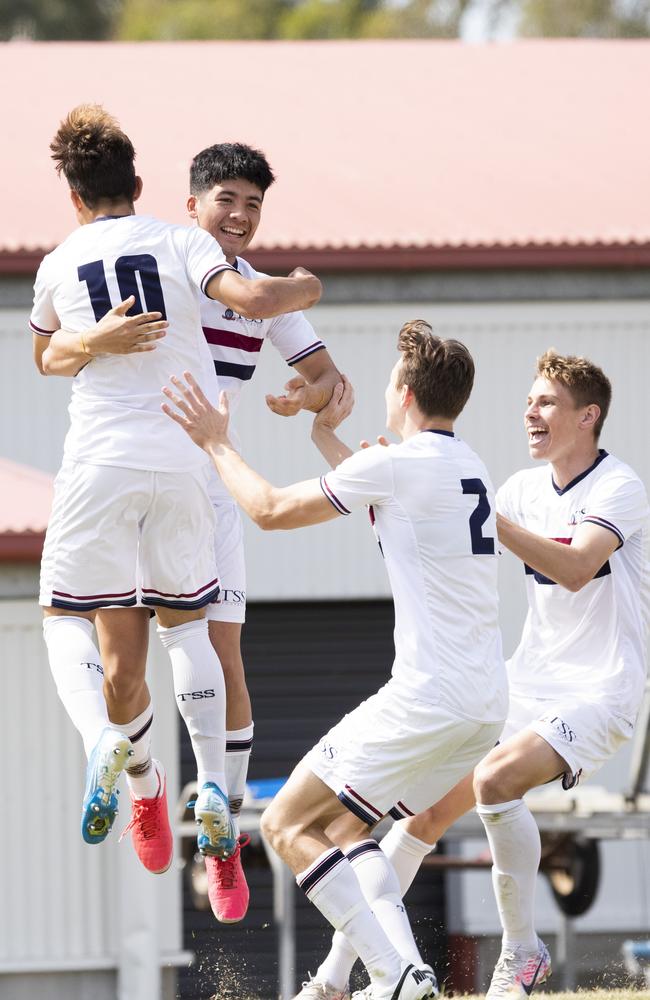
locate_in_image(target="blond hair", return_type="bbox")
[537,349,611,438]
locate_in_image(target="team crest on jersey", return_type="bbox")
[568,506,587,526]
[221,307,263,325]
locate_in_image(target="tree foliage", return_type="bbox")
[2,0,649,42]
[0,0,118,40]
[116,0,474,41]
[486,0,650,38]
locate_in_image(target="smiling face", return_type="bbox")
[187,178,264,262]
[525,376,598,465]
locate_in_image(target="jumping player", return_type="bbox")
[162,320,508,1000]
[31,106,322,879]
[187,143,342,922]
[42,139,342,922]
[304,349,650,999]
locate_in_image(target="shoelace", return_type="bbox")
[121,797,160,842]
[300,973,346,999]
[215,833,251,887]
[489,949,522,992]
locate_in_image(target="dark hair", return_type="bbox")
[396,320,474,420]
[536,349,611,439]
[50,104,137,208]
[190,142,275,196]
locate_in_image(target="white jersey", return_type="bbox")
[498,451,650,723]
[201,256,325,501]
[321,431,508,722]
[30,215,233,473]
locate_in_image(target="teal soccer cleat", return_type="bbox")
[190,782,236,859]
[82,729,134,844]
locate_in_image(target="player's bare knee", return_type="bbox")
[260,801,285,852]
[103,669,144,707]
[473,760,510,804]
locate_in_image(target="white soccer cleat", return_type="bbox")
[292,974,351,1000]
[351,963,436,1000]
[486,938,552,998]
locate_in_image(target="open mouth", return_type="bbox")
[220,226,246,238]
[527,427,548,445]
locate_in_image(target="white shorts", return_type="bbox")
[206,500,246,624]
[502,689,634,788]
[40,461,219,612]
[306,679,503,825]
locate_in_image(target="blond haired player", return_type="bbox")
[31,106,321,879]
[163,320,508,1000]
[303,350,650,1000]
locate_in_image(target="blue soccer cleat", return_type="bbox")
[190,782,236,859]
[81,728,134,845]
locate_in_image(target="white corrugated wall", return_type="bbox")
[3,294,650,961]
[0,601,185,991]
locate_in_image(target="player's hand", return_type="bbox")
[85,296,168,356]
[288,266,322,306]
[312,375,354,432]
[162,372,231,451]
[265,375,308,416]
[360,435,389,449]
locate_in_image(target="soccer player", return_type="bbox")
[186,143,342,922]
[304,349,650,999]
[43,139,342,921]
[162,320,509,1000]
[31,106,322,879]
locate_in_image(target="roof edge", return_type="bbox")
[0,532,45,563]
[3,243,650,277]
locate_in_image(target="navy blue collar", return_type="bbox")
[422,428,455,438]
[552,449,608,495]
[92,214,131,222]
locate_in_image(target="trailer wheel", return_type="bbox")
[544,836,601,917]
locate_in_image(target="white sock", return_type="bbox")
[158,619,227,790]
[349,839,424,966]
[43,616,108,758]
[317,824,436,989]
[226,723,253,837]
[297,847,403,993]
[380,821,436,896]
[110,702,159,799]
[477,799,540,951]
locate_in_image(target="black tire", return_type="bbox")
[545,836,601,917]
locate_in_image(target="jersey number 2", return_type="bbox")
[461,478,495,555]
[78,255,167,321]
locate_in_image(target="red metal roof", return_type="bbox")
[0,459,53,561]
[3,39,650,268]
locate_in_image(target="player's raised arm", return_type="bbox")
[205,265,322,321]
[266,349,345,417]
[38,297,168,377]
[162,373,339,530]
[310,375,356,469]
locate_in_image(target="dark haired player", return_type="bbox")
[187,143,342,922]
[31,106,322,882]
[162,320,508,1000]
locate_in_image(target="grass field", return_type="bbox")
[212,991,648,1000]
[460,993,647,1000]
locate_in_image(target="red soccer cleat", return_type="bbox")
[205,833,250,922]
[122,762,173,874]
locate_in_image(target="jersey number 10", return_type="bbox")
[461,478,495,555]
[78,255,167,321]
